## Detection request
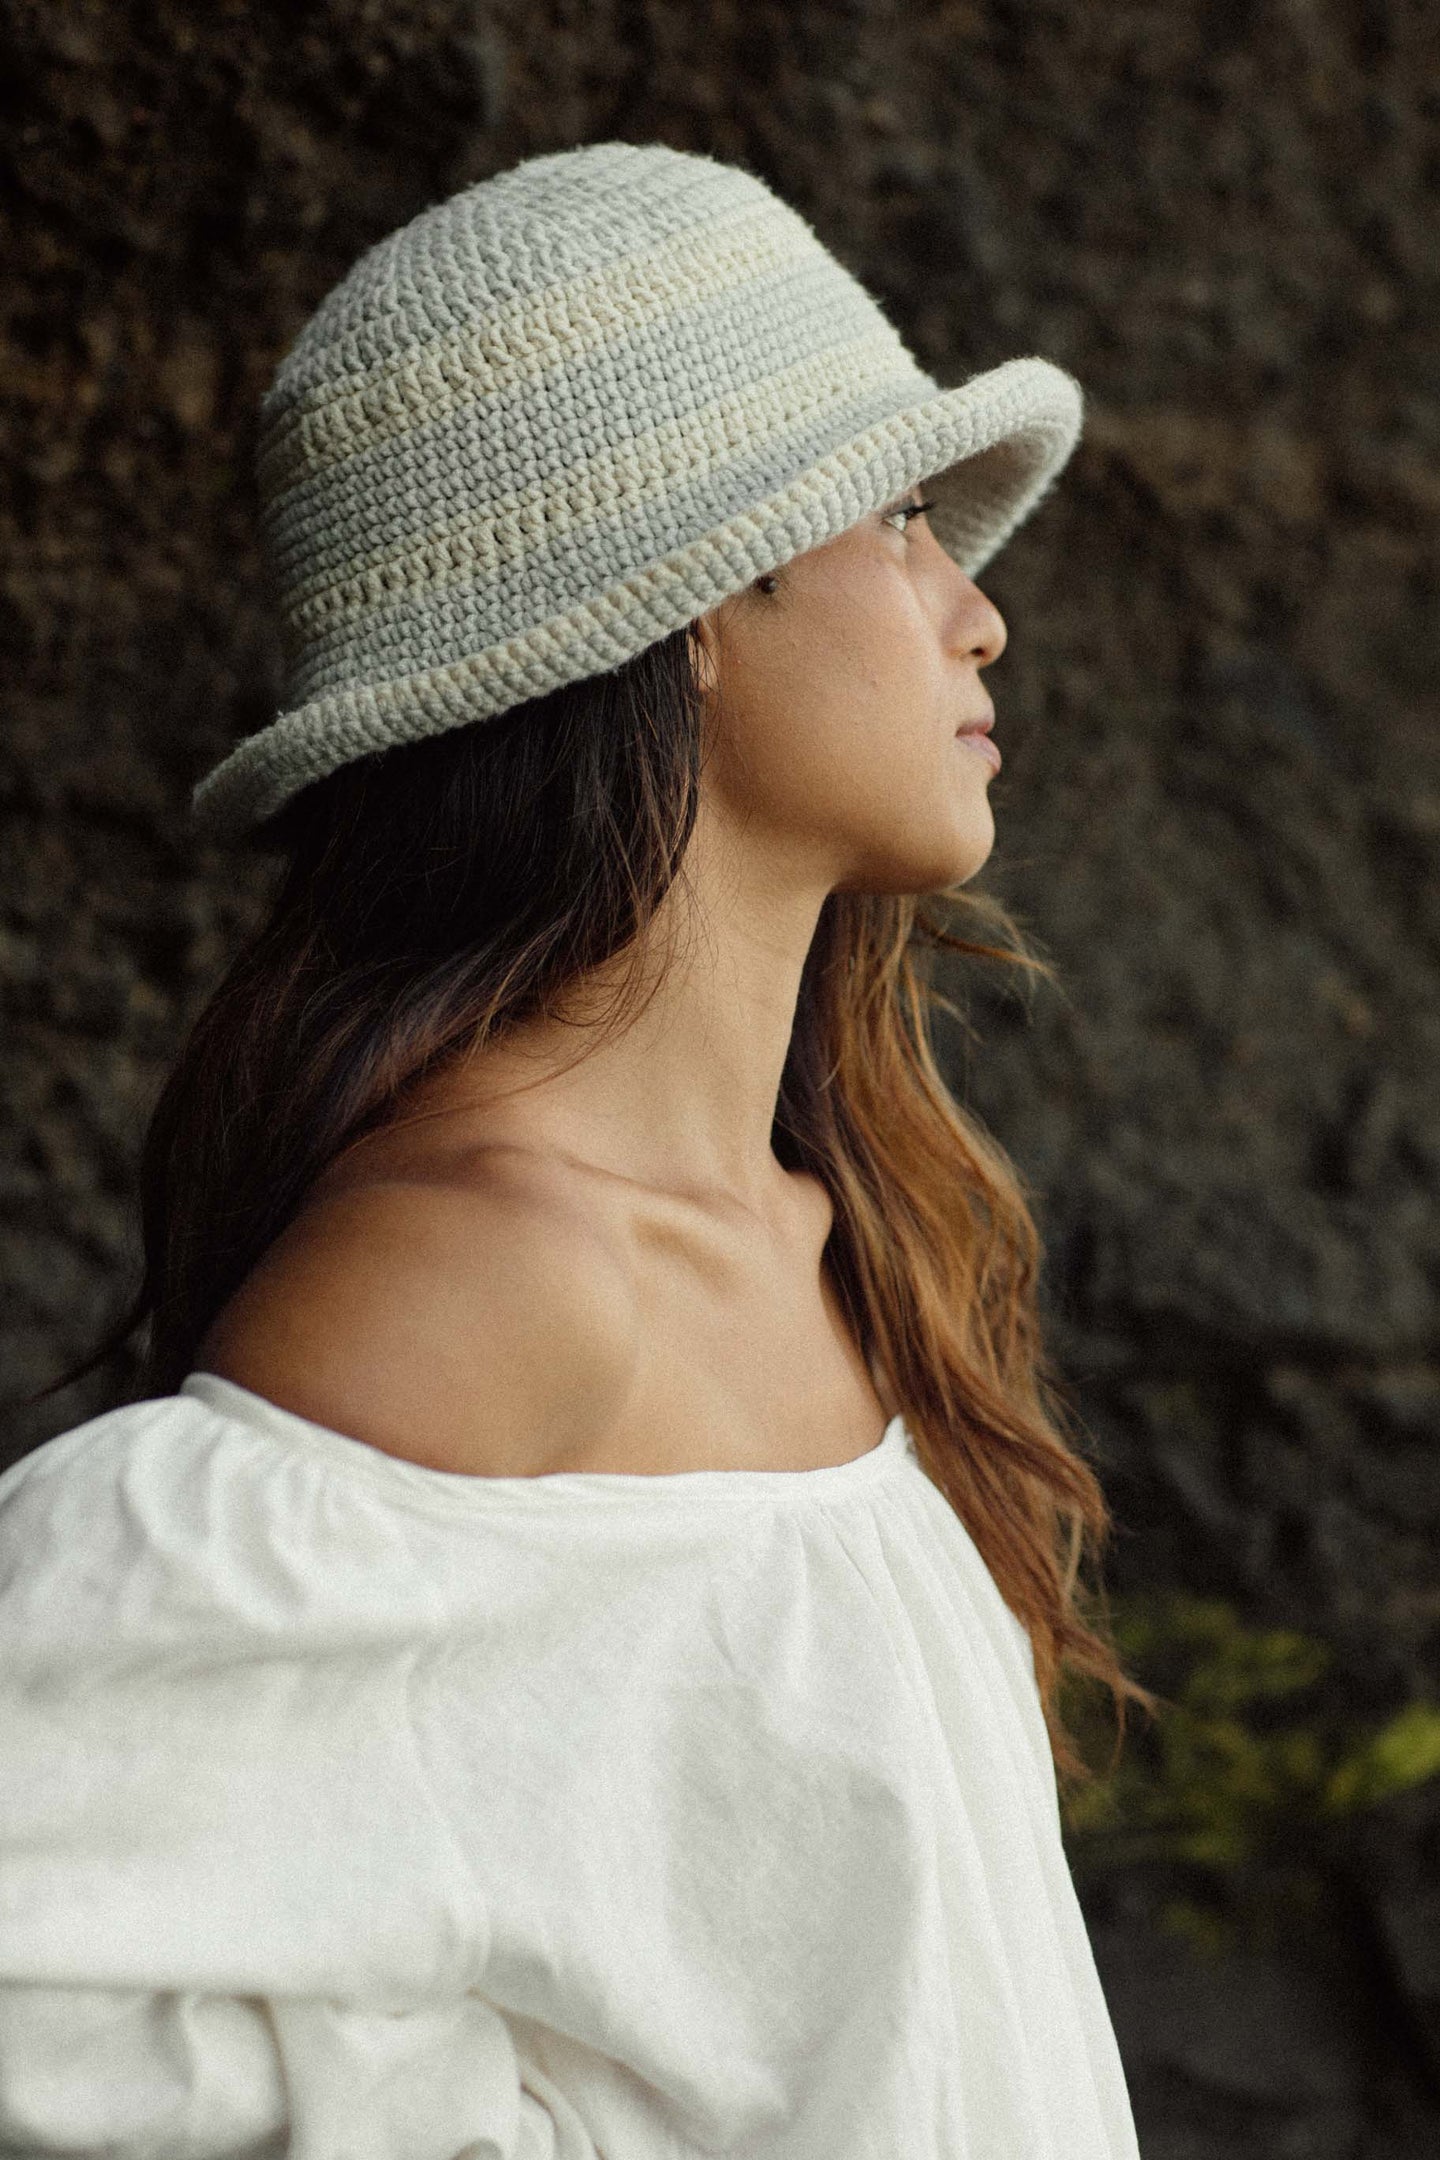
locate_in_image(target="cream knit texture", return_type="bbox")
[193,139,1085,835]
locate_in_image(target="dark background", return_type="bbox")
[3,2,1438,2152]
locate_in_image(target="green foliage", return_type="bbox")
[1321,1699,1440,1815]
[1058,1591,1440,1952]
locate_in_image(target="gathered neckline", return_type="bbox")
[178,1372,912,1510]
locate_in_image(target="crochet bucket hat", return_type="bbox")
[193,139,1084,836]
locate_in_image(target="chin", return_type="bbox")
[938,850,994,892]
[936,805,996,889]
[959,821,997,877]
[843,830,995,898]
[832,789,996,895]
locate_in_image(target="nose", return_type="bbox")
[956,577,1007,669]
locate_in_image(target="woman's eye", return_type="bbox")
[882,497,937,534]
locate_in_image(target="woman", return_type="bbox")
[0,140,1153,2156]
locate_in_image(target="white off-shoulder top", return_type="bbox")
[0,1371,1140,2160]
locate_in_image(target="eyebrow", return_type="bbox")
[880,486,926,513]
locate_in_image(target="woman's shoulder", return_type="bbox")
[195,1150,643,1479]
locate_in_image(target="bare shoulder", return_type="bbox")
[195,1154,640,1476]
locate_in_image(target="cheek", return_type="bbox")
[716,687,893,835]
[714,616,938,824]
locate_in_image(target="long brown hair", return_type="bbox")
[57,619,1155,1789]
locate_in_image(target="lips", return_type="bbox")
[954,711,1000,772]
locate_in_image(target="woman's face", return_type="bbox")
[689,487,1009,899]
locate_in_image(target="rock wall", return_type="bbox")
[3,2,1437,2150]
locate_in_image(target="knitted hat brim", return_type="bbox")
[192,354,1081,837]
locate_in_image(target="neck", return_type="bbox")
[400,810,834,1227]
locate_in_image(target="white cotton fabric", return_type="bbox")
[0,1371,1141,2160]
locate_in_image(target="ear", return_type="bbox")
[687,611,724,701]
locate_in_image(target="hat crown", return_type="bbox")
[267,141,886,407]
